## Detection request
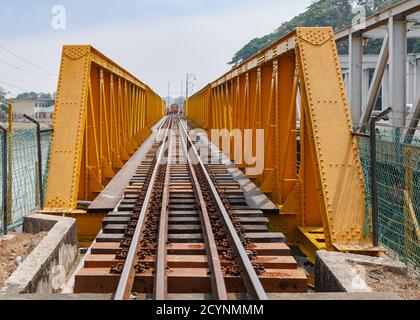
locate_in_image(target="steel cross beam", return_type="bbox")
[335,0,420,41]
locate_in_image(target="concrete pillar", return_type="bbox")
[407,61,415,106]
[362,68,370,111]
[389,17,407,128]
[415,58,420,102]
[382,66,390,110]
[343,70,348,93]
[349,35,363,127]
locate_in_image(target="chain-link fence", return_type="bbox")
[357,124,419,269]
[0,126,52,233]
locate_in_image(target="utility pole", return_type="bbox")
[186,73,189,116]
[181,80,184,114]
[186,73,189,102]
[167,81,170,112]
[185,73,196,114]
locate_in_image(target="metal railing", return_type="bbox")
[356,113,420,268]
[0,114,52,234]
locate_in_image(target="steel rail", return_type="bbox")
[153,117,174,300]
[177,117,268,300]
[177,118,229,300]
[113,116,173,300]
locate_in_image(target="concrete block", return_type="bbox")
[315,250,407,293]
[0,214,78,295]
[0,293,112,300]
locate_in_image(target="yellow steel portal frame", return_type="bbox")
[42,46,165,217]
[187,28,378,261]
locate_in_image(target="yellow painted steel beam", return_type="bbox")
[186,27,378,256]
[42,45,165,215]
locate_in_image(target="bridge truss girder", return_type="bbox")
[43,46,165,214]
[187,28,376,260]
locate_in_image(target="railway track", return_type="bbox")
[74,115,307,299]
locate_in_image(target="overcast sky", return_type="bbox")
[0,0,312,98]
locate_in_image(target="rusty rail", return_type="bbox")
[177,117,228,300]
[177,116,268,300]
[112,115,269,300]
[113,117,173,300]
[153,121,173,299]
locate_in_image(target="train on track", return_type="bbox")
[168,103,180,115]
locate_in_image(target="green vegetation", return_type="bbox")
[16,92,53,100]
[0,87,8,113]
[228,0,417,66]
[0,86,7,101]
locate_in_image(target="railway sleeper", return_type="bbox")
[74,267,307,294]
[90,242,292,256]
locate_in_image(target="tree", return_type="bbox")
[38,92,52,99]
[16,92,53,100]
[0,87,8,114]
[16,91,39,100]
[0,87,6,101]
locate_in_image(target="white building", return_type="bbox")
[10,98,54,122]
[35,105,55,123]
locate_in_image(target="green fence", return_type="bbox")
[0,127,52,233]
[357,127,420,269]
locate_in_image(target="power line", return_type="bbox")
[0,45,56,77]
[0,73,52,90]
[0,79,29,92]
[0,58,55,83]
